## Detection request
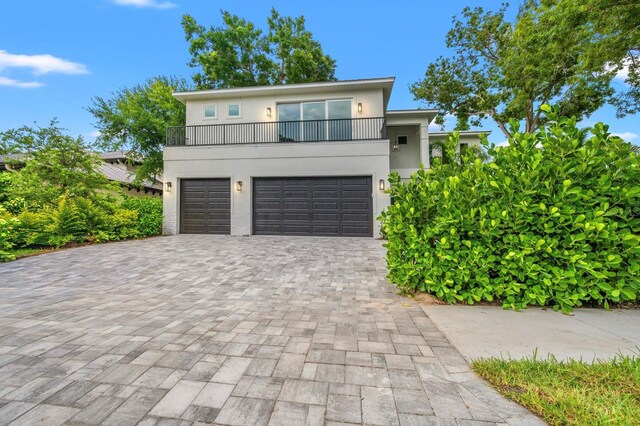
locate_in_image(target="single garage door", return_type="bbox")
[180,179,231,234]
[253,176,373,237]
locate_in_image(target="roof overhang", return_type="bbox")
[430,130,492,137]
[173,77,396,109]
[385,109,438,126]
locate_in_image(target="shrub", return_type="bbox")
[121,196,163,237]
[45,197,89,248]
[94,208,139,242]
[11,210,53,247]
[380,107,640,312]
[0,216,19,261]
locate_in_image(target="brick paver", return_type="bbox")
[0,235,544,425]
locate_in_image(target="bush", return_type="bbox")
[11,210,53,247]
[380,107,640,312]
[0,216,19,261]
[121,196,163,237]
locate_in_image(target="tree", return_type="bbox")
[411,2,618,138]
[539,0,640,116]
[88,76,187,183]
[0,121,115,210]
[182,8,336,89]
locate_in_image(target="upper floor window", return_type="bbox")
[228,103,241,118]
[204,104,217,119]
[277,99,352,142]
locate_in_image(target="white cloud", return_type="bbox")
[87,130,102,139]
[429,114,456,131]
[608,56,633,81]
[113,0,176,9]
[0,50,88,75]
[0,76,43,88]
[495,139,510,147]
[612,132,638,141]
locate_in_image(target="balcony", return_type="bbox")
[166,117,387,147]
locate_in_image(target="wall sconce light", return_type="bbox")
[392,142,400,152]
[164,181,172,192]
[235,180,243,192]
[357,103,363,114]
[266,107,272,118]
[379,179,386,191]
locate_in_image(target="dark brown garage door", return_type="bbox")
[253,176,373,237]
[180,179,231,234]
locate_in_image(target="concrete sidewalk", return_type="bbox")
[421,305,640,361]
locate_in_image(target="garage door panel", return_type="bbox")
[180,179,231,234]
[253,176,372,237]
[312,202,339,210]
[313,214,340,221]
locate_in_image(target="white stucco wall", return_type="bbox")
[388,125,421,179]
[185,88,385,126]
[163,140,390,237]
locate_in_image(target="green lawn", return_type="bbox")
[6,247,49,260]
[473,354,640,426]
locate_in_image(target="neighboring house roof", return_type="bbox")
[173,77,396,110]
[0,152,162,194]
[0,153,25,170]
[97,162,162,192]
[99,150,143,165]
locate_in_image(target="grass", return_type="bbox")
[8,247,48,258]
[472,354,640,426]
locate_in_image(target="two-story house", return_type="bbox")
[163,77,486,237]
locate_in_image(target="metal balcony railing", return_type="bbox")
[166,117,387,147]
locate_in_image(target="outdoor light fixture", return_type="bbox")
[165,181,172,192]
[379,179,386,191]
[357,102,363,114]
[235,180,243,192]
[392,142,400,152]
[266,107,272,118]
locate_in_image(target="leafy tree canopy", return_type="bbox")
[539,0,640,117]
[88,76,187,183]
[182,8,337,89]
[0,121,115,210]
[411,1,637,138]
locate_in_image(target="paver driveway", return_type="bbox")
[0,235,543,425]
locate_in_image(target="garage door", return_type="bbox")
[253,176,373,237]
[180,179,231,234]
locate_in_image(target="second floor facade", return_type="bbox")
[166,77,487,178]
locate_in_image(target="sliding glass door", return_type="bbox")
[277,100,352,142]
[327,100,351,140]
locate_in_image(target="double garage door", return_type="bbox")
[180,176,373,237]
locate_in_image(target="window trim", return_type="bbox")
[227,103,242,119]
[203,104,217,120]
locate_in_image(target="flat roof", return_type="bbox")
[173,77,396,107]
[430,130,492,136]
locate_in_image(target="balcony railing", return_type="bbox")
[166,117,387,147]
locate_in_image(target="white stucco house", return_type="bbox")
[162,77,487,237]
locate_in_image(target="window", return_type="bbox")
[277,103,301,141]
[228,103,241,118]
[398,135,408,145]
[204,105,216,119]
[277,100,352,142]
[327,100,352,140]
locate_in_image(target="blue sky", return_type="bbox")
[1,0,638,146]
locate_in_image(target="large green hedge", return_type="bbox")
[0,196,163,262]
[380,108,640,311]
